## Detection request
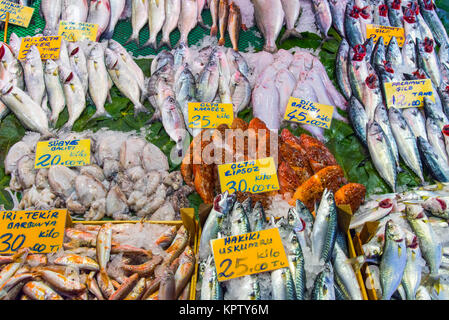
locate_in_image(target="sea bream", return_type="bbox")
[87,43,111,119]
[253,0,284,53]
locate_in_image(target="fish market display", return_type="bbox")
[4,129,192,221]
[336,0,449,189]
[349,183,449,300]
[0,222,194,300]
[197,191,364,300]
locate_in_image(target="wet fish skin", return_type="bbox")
[41,0,63,36]
[344,2,364,48]
[103,0,126,40]
[96,223,112,271]
[386,36,402,70]
[401,235,423,300]
[200,256,223,300]
[61,0,89,23]
[416,37,442,87]
[23,281,63,300]
[253,0,284,53]
[402,107,427,141]
[87,0,112,41]
[218,0,229,46]
[160,0,181,49]
[418,0,449,46]
[418,136,449,183]
[271,267,297,300]
[43,60,65,127]
[328,0,347,38]
[374,103,400,168]
[177,0,198,46]
[23,46,48,115]
[287,232,306,300]
[68,42,89,95]
[143,0,166,50]
[227,2,242,51]
[426,116,449,165]
[210,0,219,37]
[126,0,149,46]
[312,0,332,38]
[348,96,368,146]
[335,39,352,100]
[311,262,335,300]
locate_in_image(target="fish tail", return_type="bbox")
[159,39,172,50]
[90,109,112,120]
[59,121,74,134]
[218,37,226,46]
[125,34,138,46]
[198,20,210,30]
[102,30,115,40]
[280,29,302,44]
[134,104,148,117]
[141,38,157,50]
[210,26,218,37]
[263,43,278,54]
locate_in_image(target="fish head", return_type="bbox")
[422,37,435,53]
[58,65,74,84]
[0,64,13,95]
[68,43,81,57]
[351,44,367,62]
[214,191,236,215]
[44,59,59,75]
[8,32,21,55]
[407,1,420,15]
[385,220,404,242]
[365,73,379,89]
[422,0,435,10]
[104,48,119,70]
[367,120,383,137]
[442,124,449,137]
[403,7,417,23]
[405,234,419,248]
[89,43,104,60]
[406,204,426,220]
[378,4,388,17]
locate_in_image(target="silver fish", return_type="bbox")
[87,44,111,119]
[126,0,149,46]
[160,95,187,157]
[312,0,332,38]
[253,0,284,53]
[23,46,48,115]
[87,0,112,41]
[177,0,198,46]
[103,0,126,39]
[44,60,65,127]
[160,0,181,49]
[374,103,400,168]
[143,0,166,50]
[59,65,86,132]
[401,235,423,300]
[41,0,63,36]
[62,0,89,23]
[68,42,89,95]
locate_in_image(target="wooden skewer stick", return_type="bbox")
[4,12,10,43]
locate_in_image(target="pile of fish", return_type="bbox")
[251,48,347,137]
[209,0,243,51]
[0,223,195,300]
[197,191,364,300]
[148,44,251,154]
[349,183,449,300]
[0,34,149,135]
[4,129,192,221]
[336,0,449,190]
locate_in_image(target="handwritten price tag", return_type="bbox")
[18,36,62,61]
[366,24,405,47]
[284,97,334,129]
[58,21,99,42]
[35,139,91,169]
[188,102,234,129]
[211,228,289,281]
[0,209,67,254]
[0,0,34,27]
[384,79,435,109]
[218,157,280,194]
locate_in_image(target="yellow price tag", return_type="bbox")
[58,21,99,42]
[18,36,62,61]
[188,102,234,129]
[366,24,405,47]
[218,157,280,194]
[384,79,435,109]
[0,0,34,28]
[284,97,334,129]
[0,209,67,254]
[34,139,91,169]
[211,228,289,281]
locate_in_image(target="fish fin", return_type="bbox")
[124,35,138,46]
[280,29,302,44]
[59,121,74,134]
[147,109,161,124]
[134,104,148,117]
[107,91,112,104]
[210,26,218,37]
[159,39,172,50]
[90,110,112,121]
[263,43,278,54]
[198,20,210,30]
[218,38,226,46]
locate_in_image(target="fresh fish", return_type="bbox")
[253,0,284,53]
[227,2,242,51]
[177,0,198,45]
[23,46,48,115]
[151,50,174,75]
[386,36,402,70]
[252,79,280,131]
[417,37,442,87]
[23,281,63,300]
[126,0,149,45]
[59,65,86,132]
[419,136,449,182]
[311,263,335,300]
[174,64,196,133]
[197,0,207,28]
[158,269,176,300]
[311,189,338,263]
[105,48,146,116]
[402,107,427,141]
[61,0,89,23]
[143,0,166,50]
[312,0,332,38]
[374,103,400,167]
[328,0,347,38]
[416,285,432,300]
[348,96,368,146]
[200,255,223,300]
[0,249,29,289]
[336,39,352,100]
[160,0,181,49]
[418,0,449,46]
[274,68,295,119]
[87,43,111,119]
[406,204,442,275]
[271,267,296,300]
[199,192,235,261]
[373,3,390,26]
[249,201,266,232]
[43,60,65,127]
[55,39,71,72]
[230,70,251,114]
[344,3,364,48]
[218,0,229,46]
[196,53,220,103]
[230,202,250,236]
[41,0,63,36]
[103,0,126,39]
[109,273,139,300]
[123,277,146,300]
[54,254,99,271]
[426,116,449,165]
[402,35,417,70]
[68,42,89,95]
[174,246,195,297]
[87,0,112,41]
[422,196,449,219]
[280,0,302,43]
[388,107,424,183]
[210,0,219,37]
[96,223,112,272]
[287,232,306,300]
[379,220,407,300]
[160,96,187,157]
[37,269,86,294]
[401,235,423,300]
[367,120,398,191]
[386,0,403,28]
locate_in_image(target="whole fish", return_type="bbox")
[23,281,63,300]
[143,0,166,50]
[416,37,442,87]
[59,65,86,132]
[406,204,442,275]
[374,103,400,168]
[426,116,449,165]
[279,0,302,43]
[311,263,335,300]
[424,97,447,130]
[418,0,449,46]
[218,0,229,46]
[418,136,449,182]
[0,249,28,289]
[402,107,427,141]
[386,36,402,70]
[87,0,111,41]
[328,0,347,38]
[196,52,220,103]
[43,60,65,127]
[311,189,338,263]
[160,96,187,157]
[55,39,72,72]
[200,256,223,300]
[159,269,176,300]
[126,0,149,45]
[160,0,181,49]
[124,277,146,300]
[287,232,306,300]
[227,49,249,79]
[402,35,417,70]
[252,79,280,131]
[344,3,364,48]
[380,220,407,300]
[230,70,251,114]
[68,42,89,95]
[105,48,146,116]
[335,39,352,100]
[177,0,198,46]
[210,0,219,37]
[271,267,296,300]
[253,0,284,53]
[367,120,397,191]
[87,44,111,119]
[230,202,250,236]
[23,46,48,115]
[54,254,99,271]
[401,235,423,300]
[37,269,86,294]
[386,0,403,28]
[199,192,235,261]
[227,2,242,51]
[41,0,63,36]
[174,246,195,297]
[312,0,332,38]
[61,0,89,23]
[174,64,196,133]
[103,0,126,39]
[249,201,267,232]
[109,273,139,300]
[388,107,424,183]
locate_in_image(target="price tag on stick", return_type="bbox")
[188,102,234,129]
[384,79,435,109]
[0,0,34,28]
[218,157,280,194]
[58,21,99,42]
[18,36,62,61]
[0,209,67,254]
[211,228,289,281]
[35,139,91,169]
[284,97,334,129]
